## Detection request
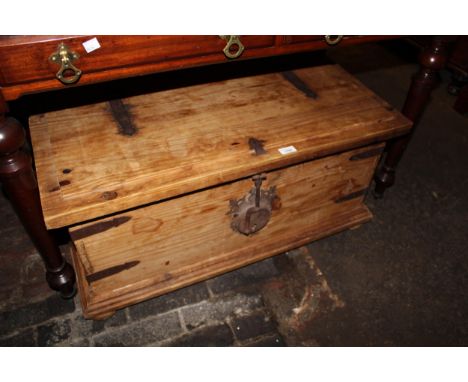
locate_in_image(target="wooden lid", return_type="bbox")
[30,65,411,229]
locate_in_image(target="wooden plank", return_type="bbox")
[30,65,411,229]
[69,144,382,319]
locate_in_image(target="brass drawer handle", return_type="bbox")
[49,43,82,84]
[229,174,278,236]
[324,35,344,45]
[220,35,245,59]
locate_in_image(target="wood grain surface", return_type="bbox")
[30,65,411,229]
[70,144,382,319]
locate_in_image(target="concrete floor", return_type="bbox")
[0,40,467,346]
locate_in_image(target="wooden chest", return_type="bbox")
[29,65,411,319]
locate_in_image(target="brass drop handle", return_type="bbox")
[49,43,82,84]
[220,35,245,59]
[324,35,344,45]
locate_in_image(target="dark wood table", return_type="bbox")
[0,35,450,298]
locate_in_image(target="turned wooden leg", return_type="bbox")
[374,36,450,197]
[0,115,76,298]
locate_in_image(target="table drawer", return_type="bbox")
[69,143,382,319]
[0,35,275,87]
[0,35,397,100]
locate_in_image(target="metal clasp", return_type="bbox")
[220,35,245,59]
[229,174,278,236]
[49,43,82,84]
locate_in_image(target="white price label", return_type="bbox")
[82,37,101,53]
[278,146,297,155]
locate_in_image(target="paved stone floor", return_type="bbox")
[1,40,467,346]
